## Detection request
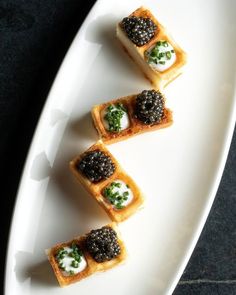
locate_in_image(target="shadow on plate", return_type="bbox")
[84,13,148,95]
[15,251,57,287]
[69,112,98,145]
[43,112,109,235]
[29,260,58,287]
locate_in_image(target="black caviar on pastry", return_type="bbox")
[85,226,121,263]
[135,90,164,124]
[121,16,157,46]
[77,150,115,183]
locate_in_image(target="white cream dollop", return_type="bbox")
[146,40,176,72]
[59,246,87,276]
[102,104,130,132]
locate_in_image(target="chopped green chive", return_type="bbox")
[56,249,68,260]
[116,203,124,209]
[76,255,82,262]
[123,191,129,197]
[150,51,156,57]
[171,49,174,53]
[55,244,84,275]
[71,242,77,251]
[59,262,65,270]
[107,105,113,111]
[113,192,119,198]
[71,260,79,268]
[103,181,131,210]
[104,103,128,133]
[117,103,126,112]
[146,40,175,67]
[166,51,171,60]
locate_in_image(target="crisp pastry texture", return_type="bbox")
[91,93,173,145]
[116,7,187,89]
[70,141,144,222]
[46,222,127,287]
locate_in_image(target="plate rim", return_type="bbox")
[4,1,236,294]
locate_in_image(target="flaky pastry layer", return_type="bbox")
[46,222,127,287]
[116,7,187,89]
[70,141,144,222]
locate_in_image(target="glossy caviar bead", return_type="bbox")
[135,90,164,124]
[85,226,121,263]
[77,150,115,183]
[121,16,157,46]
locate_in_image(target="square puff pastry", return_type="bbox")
[46,222,127,287]
[70,141,144,222]
[91,93,173,144]
[116,7,187,89]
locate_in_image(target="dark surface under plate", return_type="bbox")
[0,1,235,294]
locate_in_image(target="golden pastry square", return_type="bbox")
[91,91,173,144]
[99,171,144,222]
[116,6,187,89]
[70,141,144,222]
[46,236,95,287]
[46,223,127,287]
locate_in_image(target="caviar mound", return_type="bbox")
[85,226,121,263]
[121,16,157,46]
[77,150,115,183]
[135,90,164,124]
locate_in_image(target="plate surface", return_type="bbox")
[5,0,236,294]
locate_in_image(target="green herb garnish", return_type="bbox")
[56,243,84,275]
[163,40,168,47]
[103,181,130,210]
[71,260,79,268]
[166,51,171,60]
[104,103,128,133]
[56,249,68,260]
[59,262,65,270]
[70,243,83,262]
[123,191,129,197]
[145,40,175,67]
[114,182,122,188]
[116,203,124,210]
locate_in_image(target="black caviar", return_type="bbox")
[121,16,157,46]
[77,150,115,183]
[135,90,164,124]
[85,226,121,263]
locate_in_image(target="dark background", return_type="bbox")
[1,1,235,294]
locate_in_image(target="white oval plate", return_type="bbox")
[5,0,236,294]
